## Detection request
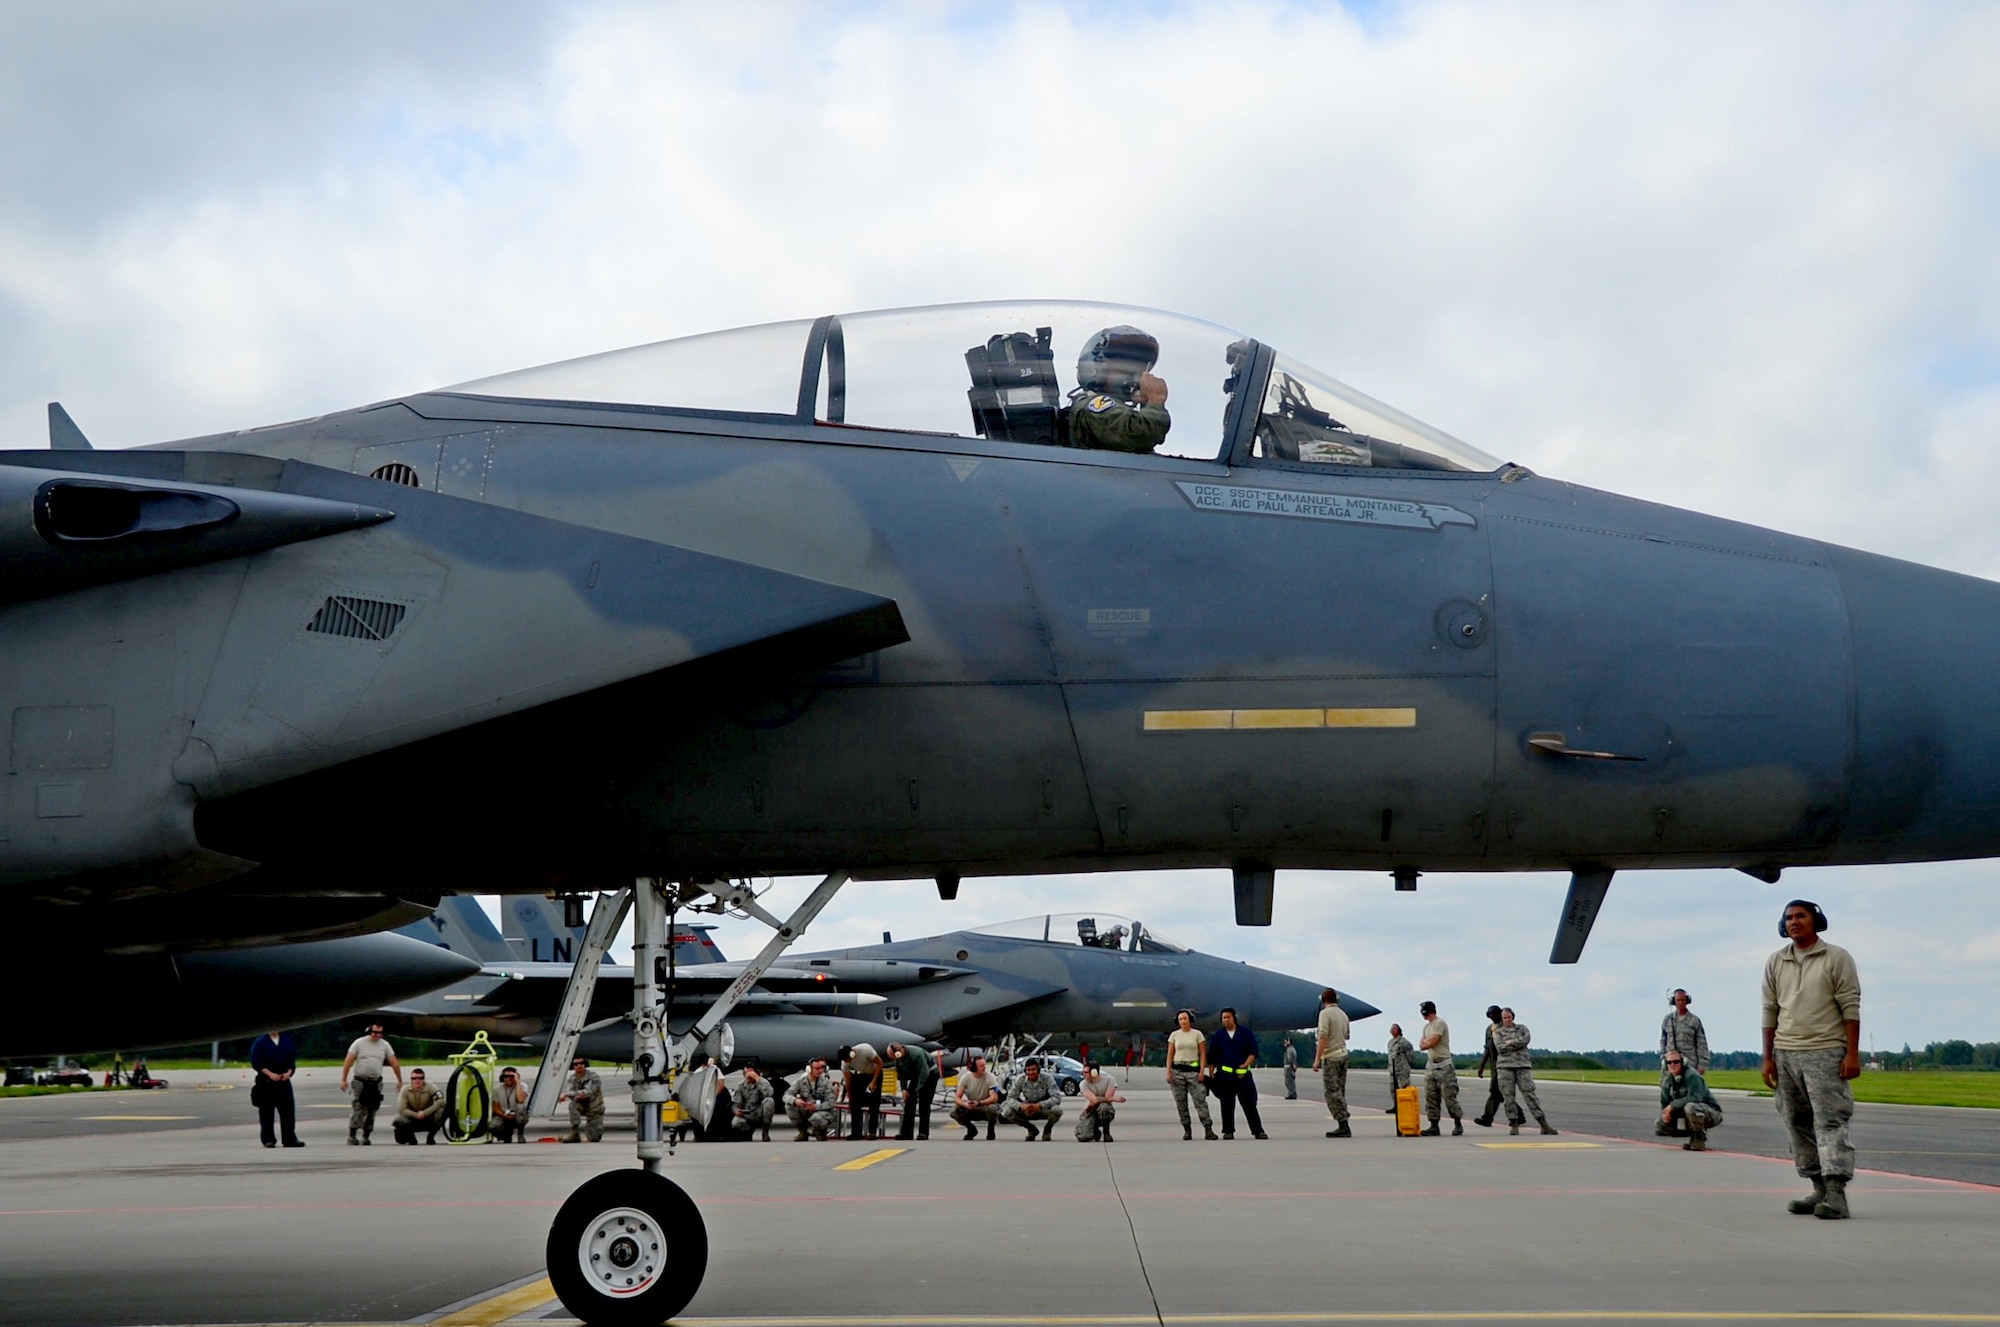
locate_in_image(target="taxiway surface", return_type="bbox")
[4,1068,1998,1326]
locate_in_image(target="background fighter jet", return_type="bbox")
[383,898,1365,1070]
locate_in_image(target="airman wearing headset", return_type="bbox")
[1761,900,1861,1220]
[1661,988,1710,1075]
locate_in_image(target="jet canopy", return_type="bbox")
[969,913,1189,955]
[446,300,1500,473]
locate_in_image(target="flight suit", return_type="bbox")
[393,1083,446,1144]
[1282,1042,1298,1099]
[1067,387,1170,453]
[562,1069,605,1143]
[730,1076,776,1141]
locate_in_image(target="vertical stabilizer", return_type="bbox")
[47,402,93,451]
[504,894,723,964]
[394,897,513,965]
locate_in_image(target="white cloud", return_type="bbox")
[6,1,2000,1049]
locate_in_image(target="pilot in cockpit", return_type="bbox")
[1068,326,1171,454]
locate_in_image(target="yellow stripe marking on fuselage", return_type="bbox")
[1144,707,1416,731]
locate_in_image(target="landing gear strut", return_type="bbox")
[544,872,850,1325]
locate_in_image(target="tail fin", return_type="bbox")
[48,403,92,451]
[502,894,725,964]
[392,897,512,965]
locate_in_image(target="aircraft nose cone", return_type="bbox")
[1829,544,2000,858]
[1249,968,1377,1030]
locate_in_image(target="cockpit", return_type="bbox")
[444,300,1500,474]
[967,913,1190,955]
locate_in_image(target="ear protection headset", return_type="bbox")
[1779,899,1829,937]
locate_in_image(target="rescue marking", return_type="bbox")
[425,1276,556,1326]
[1143,708,1416,732]
[833,1147,908,1171]
[1176,481,1476,531]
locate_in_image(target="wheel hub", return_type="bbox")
[579,1206,665,1297]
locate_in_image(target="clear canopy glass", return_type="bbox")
[436,300,1499,473]
[446,318,813,416]
[967,913,1189,954]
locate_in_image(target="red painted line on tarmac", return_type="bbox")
[0,1198,557,1217]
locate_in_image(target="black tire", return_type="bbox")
[444,1064,491,1143]
[547,1170,708,1326]
[1059,1077,1080,1096]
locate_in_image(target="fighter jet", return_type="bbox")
[382,897,1363,1069]
[10,297,1995,1322]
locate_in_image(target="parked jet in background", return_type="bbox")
[383,897,1364,1070]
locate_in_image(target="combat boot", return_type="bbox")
[1451,1119,1464,1136]
[1204,1125,1219,1141]
[1420,1123,1441,1136]
[1328,1122,1352,1138]
[1787,1179,1828,1214]
[347,1131,358,1146]
[962,1125,977,1141]
[1540,1122,1559,1135]
[1684,1128,1706,1151]
[1814,1177,1850,1219]
[985,1121,996,1141]
[1041,1122,1053,1141]
[1654,1120,1676,1137]
[761,1124,771,1142]
[1508,1123,1520,1135]
[1101,1125,1114,1142]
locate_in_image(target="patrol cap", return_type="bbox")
[1077,325,1159,393]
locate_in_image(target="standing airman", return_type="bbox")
[1418,1001,1462,1136]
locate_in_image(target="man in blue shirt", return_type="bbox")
[249,1030,304,1149]
[1207,1007,1267,1140]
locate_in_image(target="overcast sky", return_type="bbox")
[8,2,2000,1053]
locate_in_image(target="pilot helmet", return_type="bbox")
[1077,325,1160,396]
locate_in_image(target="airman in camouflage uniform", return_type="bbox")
[999,1059,1064,1141]
[1762,900,1862,1219]
[1418,1001,1462,1135]
[558,1057,604,1143]
[1067,325,1170,454]
[1660,1051,1722,1150]
[786,1058,840,1141]
[1384,1023,1415,1113]
[1494,1009,1557,1135]
[730,1065,776,1141]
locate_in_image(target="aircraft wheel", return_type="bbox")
[547,1170,707,1326]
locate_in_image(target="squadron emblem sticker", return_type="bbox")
[1174,481,1476,531]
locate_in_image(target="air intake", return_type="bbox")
[307,595,406,641]
[369,462,422,488]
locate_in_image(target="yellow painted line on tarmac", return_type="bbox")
[832,1147,907,1171]
[1475,1141,1603,1149]
[429,1275,556,1326]
[80,1114,198,1121]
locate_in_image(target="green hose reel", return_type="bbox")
[443,1029,501,1144]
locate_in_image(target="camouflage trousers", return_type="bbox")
[1667,1101,1724,1131]
[1497,1066,1547,1125]
[788,1102,835,1138]
[1076,1101,1116,1140]
[1320,1057,1349,1123]
[566,1097,604,1142]
[347,1077,384,1138]
[1774,1047,1854,1180]
[1425,1062,1461,1121]
[1169,1067,1213,1132]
